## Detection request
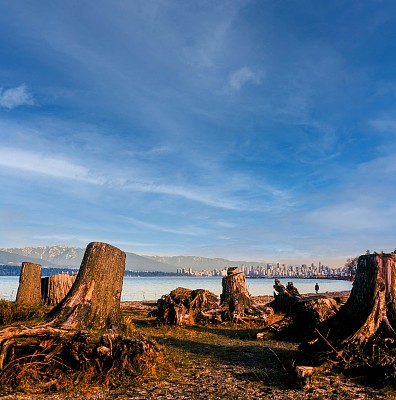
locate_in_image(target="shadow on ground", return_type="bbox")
[152,334,299,389]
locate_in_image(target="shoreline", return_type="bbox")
[121,290,352,309]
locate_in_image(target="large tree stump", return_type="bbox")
[220,267,251,314]
[312,253,396,344]
[0,242,164,394]
[48,242,126,330]
[41,273,76,305]
[301,252,396,380]
[16,262,42,305]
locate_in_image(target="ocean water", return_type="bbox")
[0,275,352,302]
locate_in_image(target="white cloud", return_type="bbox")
[0,85,34,109]
[228,66,264,91]
[0,146,244,210]
[0,147,102,184]
[126,216,209,236]
[122,180,243,210]
[369,118,396,133]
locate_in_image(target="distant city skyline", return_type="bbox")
[1,1,396,268]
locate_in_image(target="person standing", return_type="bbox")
[315,283,319,294]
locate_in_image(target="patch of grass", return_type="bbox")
[0,300,50,327]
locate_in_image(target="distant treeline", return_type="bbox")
[0,265,78,277]
[124,270,179,277]
[0,265,178,277]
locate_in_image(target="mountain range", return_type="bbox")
[0,245,267,273]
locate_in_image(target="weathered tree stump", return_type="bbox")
[271,279,301,313]
[0,242,163,394]
[48,242,126,330]
[311,253,396,344]
[41,273,76,305]
[220,267,251,314]
[295,366,316,389]
[269,280,339,339]
[301,252,396,381]
[153,287,219,325]
[16,262,42,305]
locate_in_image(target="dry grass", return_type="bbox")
[0,300,50,326]
[0,299,393,399]
[0,302,163,397]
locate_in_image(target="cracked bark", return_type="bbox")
[47,242,126,330]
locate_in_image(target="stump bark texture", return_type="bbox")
[220,268,251,313]
[48,242,126,330]
[154,287,219,325]
[270,280,339,339]
[271,279,300,313]
[16,262,42,305]
[41,273,76,305]
[317,253,396,344]
[300,253,396,379]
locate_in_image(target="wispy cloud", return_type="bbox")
[228,66,264,91]
[369,118,396,133]
[0,146,256,210]
[0,85,34,109]
[126,216,209,236]
[0,147,103,184]
[122,180,243,210]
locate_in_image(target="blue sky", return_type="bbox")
[1,1,396,267]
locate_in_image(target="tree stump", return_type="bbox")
[41,273,76,305]
[296,366,316,389]
[153,287,219,325]
[0,242,164,394]
[220,267,251,314]
[16,262,42,305]
[301,252,396,379]
[312,253,396,344]
[269,280,339,339]
[271,279,301,313]
[48,242,126,330]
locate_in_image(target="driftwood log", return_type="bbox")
[48,242,126,330]
[41,273,76,305]
[220,267,251,314]
[16,262,42,305]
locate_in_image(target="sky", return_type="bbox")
[1,1,396,267]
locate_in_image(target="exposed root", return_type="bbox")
[0,325,163,394]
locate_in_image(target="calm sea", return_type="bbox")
[0,276,352,302]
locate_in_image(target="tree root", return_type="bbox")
[0,325,162,393]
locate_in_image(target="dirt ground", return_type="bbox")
[1,294,396,400]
